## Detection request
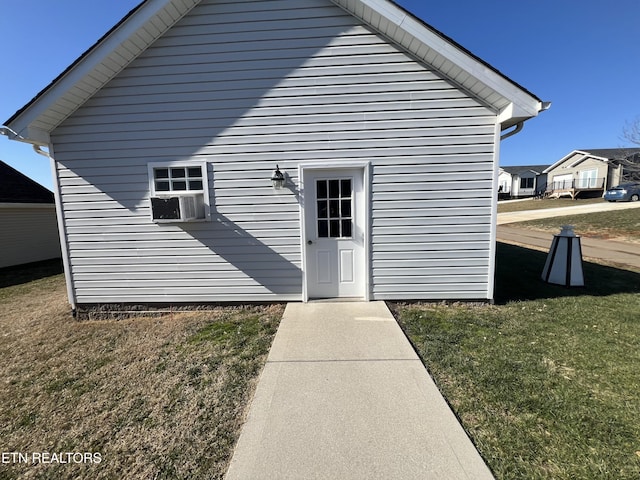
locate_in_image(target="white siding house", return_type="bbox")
[2,0,546,312]
[498,165,549,198]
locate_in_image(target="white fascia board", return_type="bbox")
[543,150,597,173]
[398,18,542,121]
[8,0,199,141]
[3,126,51,147]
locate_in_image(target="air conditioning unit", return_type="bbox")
[151,195,201,222]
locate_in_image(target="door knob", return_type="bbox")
[307,240,313,245]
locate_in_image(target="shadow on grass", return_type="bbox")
[0,259,64,288]
[495,242,640,304]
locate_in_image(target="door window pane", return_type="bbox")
[329,180,339,198]
[340,179,351,196]
[330,220,340,237]
[317,200,328,218]
[329,200,339,217]
[341,199,351,217]
[314,176,353,238]
[318,220,329,238]
[317,180,327,199]
[341,220,352,238]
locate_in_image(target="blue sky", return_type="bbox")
[1,0,639,190]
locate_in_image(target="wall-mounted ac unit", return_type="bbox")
[151,195,201,222]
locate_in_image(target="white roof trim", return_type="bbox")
[544,150,610,173]
[6,0,200,142]
[331,0,543,125]
[6,0,544,143]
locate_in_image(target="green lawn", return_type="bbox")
[395,243,640,479]
[0,265,283,480]
[517,208,640,243]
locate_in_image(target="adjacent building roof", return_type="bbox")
[3,0,546,146]
[500,165,550,176]
[544,148,640,173]
[578,148,640,161]
[0,160,54,204]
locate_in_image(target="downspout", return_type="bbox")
[500,121,524,141]
[500,101,551,141]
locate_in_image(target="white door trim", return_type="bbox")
[299,161,371,302]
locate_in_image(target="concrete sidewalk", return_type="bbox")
[225,302,494,480]
[497,225,640,269]
[497,200,640,225]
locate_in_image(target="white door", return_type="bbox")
[304,169,366,299]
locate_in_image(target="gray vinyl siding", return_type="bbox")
[0,206,61,268]
[51,0,497,304]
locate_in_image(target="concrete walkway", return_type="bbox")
[497,225,640,269]
[225,302,494,480]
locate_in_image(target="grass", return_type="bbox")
[497,197,605,213]
[516,208,640,243]
[394,243,640,479]
[0,269,283,480]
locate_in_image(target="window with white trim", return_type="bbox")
[148,162,209,222]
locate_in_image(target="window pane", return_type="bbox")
[188,180,203,190]
[341,220,352,238]
[330,220,340,237]
[341,199,351,217]
[318,220,328,238]
[317,180,327,199]
[155,168,169,179]
[187,167,202,178]
[329,200,339,218]
[340,179,351,197]
[329,180,339,198]
[317,200,328,218]
[172,180,187,191]
[171,168,186,178]
[155,181,170,191]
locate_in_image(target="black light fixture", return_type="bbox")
[271,165,285,190]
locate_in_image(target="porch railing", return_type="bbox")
[547,178,605,192]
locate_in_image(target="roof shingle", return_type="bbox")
[0,161,54,204]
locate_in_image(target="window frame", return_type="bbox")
[147,161,211,222]
[519,176,534,189]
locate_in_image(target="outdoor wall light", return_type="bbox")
[271,165,286,190]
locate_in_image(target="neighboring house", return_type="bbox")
[543,149,640,199]
[498,165,549,198]
[0,160,61,268]
[1,0,546,312]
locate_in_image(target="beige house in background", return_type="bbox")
[0,160,61,268]
[542,149,639,199]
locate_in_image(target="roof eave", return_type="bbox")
[331,0,545,126]
[5,0,200,142]
[7,0,545,143]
